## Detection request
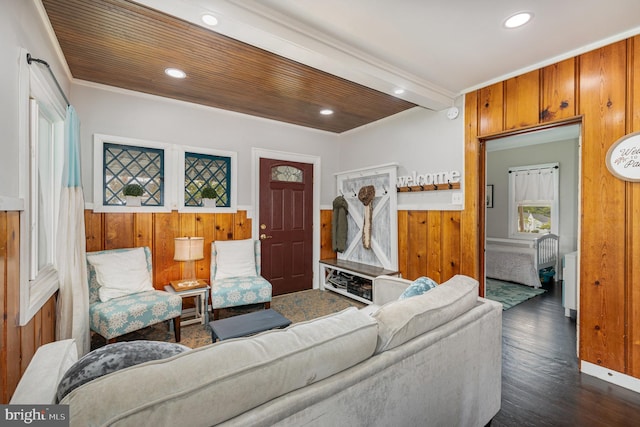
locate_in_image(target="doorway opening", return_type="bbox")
[482,122,581,356]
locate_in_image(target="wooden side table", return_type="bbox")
[164,283,210,326]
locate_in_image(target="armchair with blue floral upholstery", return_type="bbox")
[86,247,182,344]
[210,239,272,320]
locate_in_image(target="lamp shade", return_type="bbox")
[174,237,204,261]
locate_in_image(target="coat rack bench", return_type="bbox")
[319,259,400,305]
[320,163,400,304]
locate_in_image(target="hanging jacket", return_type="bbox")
[332,196,348,252]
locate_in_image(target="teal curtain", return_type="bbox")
[56,105,90,356]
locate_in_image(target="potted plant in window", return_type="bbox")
[201,185,218,208]
[123,183,144,207]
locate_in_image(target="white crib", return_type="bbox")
[485,233,559,288]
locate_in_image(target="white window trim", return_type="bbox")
[18,49,66,325]
[508,162,560,240]
[93,134,175,213]
[177,146,238,213]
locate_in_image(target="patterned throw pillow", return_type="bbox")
[56,341,190,403]
[398,276,438,300]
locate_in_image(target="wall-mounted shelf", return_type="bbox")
[397,182,460,193]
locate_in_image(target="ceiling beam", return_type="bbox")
[135,0,457,110]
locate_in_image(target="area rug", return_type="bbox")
[91,289,364,351]
[485,278,546,310]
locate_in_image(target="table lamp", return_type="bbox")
[174,237,204,287]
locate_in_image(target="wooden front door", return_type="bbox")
[259,158,313,295]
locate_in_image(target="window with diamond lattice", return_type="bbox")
[184,152,231,207]
[103,143,164,206]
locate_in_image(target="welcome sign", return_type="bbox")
[396,170,461,187]
[606,132,640,182]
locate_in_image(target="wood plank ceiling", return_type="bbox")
[41,0,416,133]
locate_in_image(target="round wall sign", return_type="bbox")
[606,132,640,182]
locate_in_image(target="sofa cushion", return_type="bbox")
[56,341,190,403]
[373,274,478,353]
[87,247,154,302]
[61,307,378,426]
[398,276,438,300]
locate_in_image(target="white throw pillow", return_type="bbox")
[87,248,154,302]
[214,239,257,279]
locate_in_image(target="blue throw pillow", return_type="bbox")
[398,276,438,300]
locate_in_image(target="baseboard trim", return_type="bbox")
[581,360,640,393]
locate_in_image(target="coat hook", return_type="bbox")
[419,185,425,191]
[433,184,438,190]
[448,180,453,189]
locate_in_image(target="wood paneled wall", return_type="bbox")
[319,209,465,288]
[1,212,56,404]
[465,36,640,378]
[84,210,252,286]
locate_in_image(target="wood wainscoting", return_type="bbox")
[84,210,253,288]
[319,209,465,291]
[0,211,56,404]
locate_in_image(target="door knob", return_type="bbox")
[260,234,273,240]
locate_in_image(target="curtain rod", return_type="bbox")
[508,164,559,174]
[26,53,70,107]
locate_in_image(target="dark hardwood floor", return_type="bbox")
[492,280,640,427]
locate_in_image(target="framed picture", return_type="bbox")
[486,185,494,208]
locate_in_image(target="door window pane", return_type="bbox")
[271,165,303,182]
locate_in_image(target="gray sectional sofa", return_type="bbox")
[12,274,502,426]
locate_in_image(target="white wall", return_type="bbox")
[0,0,69,201]
[338,104,465,210]
[70,83,341,207]
[486,138,580,258]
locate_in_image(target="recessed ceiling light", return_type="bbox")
[320,109,334,116]
[504,12,532,29]
[201,14,218,26]
[394,88,405,95]
[165,68,186,79]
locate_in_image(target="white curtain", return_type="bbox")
[514,168,555,202]
[55,105,90,356]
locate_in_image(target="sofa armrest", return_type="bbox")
[372,275,412,305]
[10,339,78,404]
